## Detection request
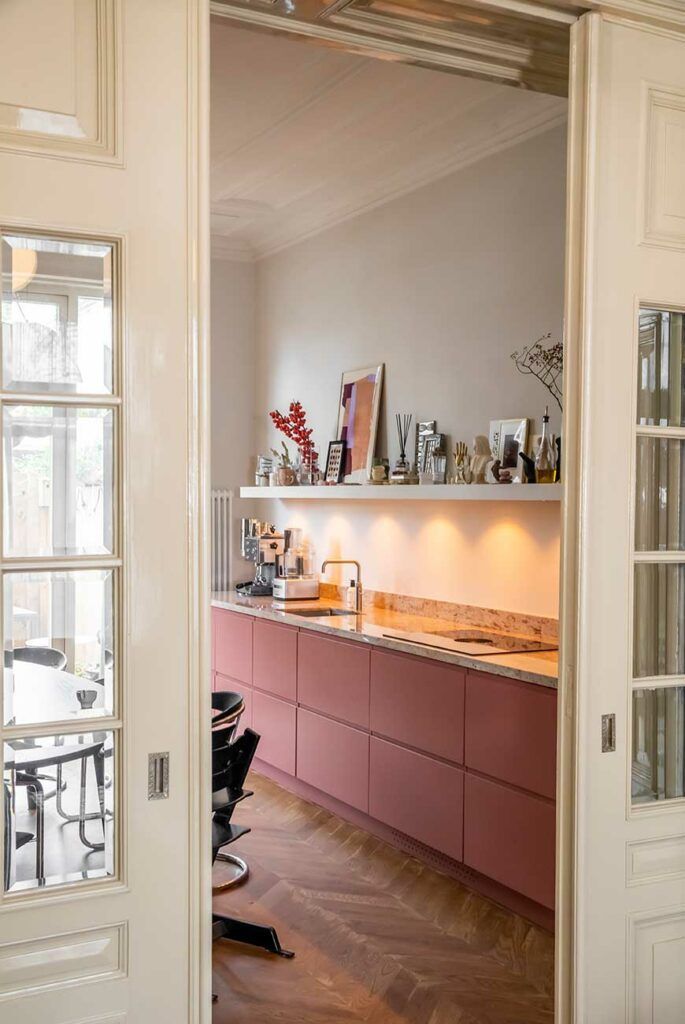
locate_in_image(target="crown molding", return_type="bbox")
[250,101,567,259]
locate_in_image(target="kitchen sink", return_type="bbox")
[287,607,360,617]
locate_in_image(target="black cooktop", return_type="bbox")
[427,627,558,655]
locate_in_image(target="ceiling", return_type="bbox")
[210,22,567,260]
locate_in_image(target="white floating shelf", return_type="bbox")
[239,484,562,502]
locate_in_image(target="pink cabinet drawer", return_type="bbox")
[464,774,555,909]
[252,690,296,775]
[253,620,298,700]
[297,709,369,812]
[465,672,557,799]
[298,632,370,728]
[213,608,253,684]
[369,737,464,861]
[214,673,252,729]
[370,650,465,764]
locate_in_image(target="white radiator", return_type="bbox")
[211,489,232,592]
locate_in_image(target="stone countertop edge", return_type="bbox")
[211,592,558,690]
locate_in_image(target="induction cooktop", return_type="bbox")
[381,626,558,657]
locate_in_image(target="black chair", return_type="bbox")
[13,646,68,671]
[3,778,41,891]
[211,690,293,960]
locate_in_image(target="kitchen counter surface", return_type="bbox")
[211,591,558,689]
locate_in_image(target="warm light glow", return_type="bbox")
[11,248,37,292]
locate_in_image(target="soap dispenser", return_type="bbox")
[345,579,357,610]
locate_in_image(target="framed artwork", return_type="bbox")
[415,420,436,472]
[336,364,384,484]
[324,440,346,483]
[493,417,529,470]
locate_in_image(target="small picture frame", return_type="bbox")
[496,417,530,470]
[324,440,346,484]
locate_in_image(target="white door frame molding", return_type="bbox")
[187,1,213,1022]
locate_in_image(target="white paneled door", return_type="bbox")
[565,11,685,1023]
[0,2,209,1024]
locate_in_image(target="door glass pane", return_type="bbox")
[1,233,113,394]
[632,687,685,804]
[3,404,114,557]
[3,730,115,892]
[633,562,685,678]
[3,570,115,726]
[635,437,685,551]
[637,308,685,427]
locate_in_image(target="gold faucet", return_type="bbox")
[321,559,363,613]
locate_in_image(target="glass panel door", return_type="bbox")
[633,308,685,805]
[0,230,119,892]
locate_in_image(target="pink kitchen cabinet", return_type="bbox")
[370,649,465,764]
[297,708,369,812]
[253,619,298,701]
[252,690,296,775]
[213,608,253,684]
[297,631,370,728]
[465,671,557,799]
[369,736,464,861]
[464,774,555,909]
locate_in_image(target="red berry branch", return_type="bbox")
[270,401,318,466]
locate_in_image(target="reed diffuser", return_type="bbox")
[389,413,413,484]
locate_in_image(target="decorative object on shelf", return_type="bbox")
[470,435,494,484]
[453,442,471,484]
[415,420,436,474]
[270,400,319,483]
[418,432,446,476]
[270,441,297,486]
[511,332,563,411]
[555,436,562,482]
[490,417,529,474]
[370,458,389,484]
[490,460,512,484]
[390,413,414,484]
[534,406,556,483]
[255,454,273,487]
[324,440,346,484]
[519,451,537,483]
[432,451,447,484]
[335,364,384,484]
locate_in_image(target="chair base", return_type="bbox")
[212,913,294,958]
[213,852,249,893]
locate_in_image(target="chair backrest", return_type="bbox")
[13,646,68,671]
[212,728,259,798]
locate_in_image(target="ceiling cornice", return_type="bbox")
[211,97,566,261]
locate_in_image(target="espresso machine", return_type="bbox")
[236,518,284,596]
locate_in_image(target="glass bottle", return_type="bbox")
[535,406,556,483]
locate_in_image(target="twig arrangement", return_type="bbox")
[396,413,412,462]
[510,333,563,412]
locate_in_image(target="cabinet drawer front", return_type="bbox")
[298,631,370,728]
[370,650,465,763]
[297,709,369,812]
[369,737,464,861]
[253,619,298,700]
[214,673,252,729]
[465,672,557,798]
[464,774,555,909]
[252,691,296,775]
[213,608,253,684]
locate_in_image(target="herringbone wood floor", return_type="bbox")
[212,773,554,1024]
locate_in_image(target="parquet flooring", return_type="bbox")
[212,773,555,1024]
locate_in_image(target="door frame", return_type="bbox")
[188,2,213,1022]
[200,4,685,1024]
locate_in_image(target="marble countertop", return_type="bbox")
[211,591,558,689]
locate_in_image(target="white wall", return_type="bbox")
[211,258,258,582]
[214,126,566,617]
[211,257,256,491]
